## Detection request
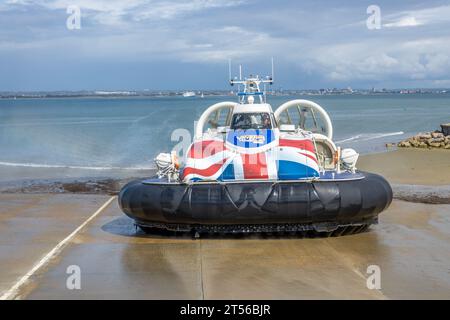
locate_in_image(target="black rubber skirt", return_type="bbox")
[118,172,392,234]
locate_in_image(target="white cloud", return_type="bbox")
[134,0,245,20]
[0,0,246,25]
[2,1,450,88]
[173,26,282,62]
[383,5,450,28]
[384,16,423,28]
[297,35,450,84]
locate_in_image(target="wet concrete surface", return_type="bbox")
[1,193,450,299]
[0,194,111,298]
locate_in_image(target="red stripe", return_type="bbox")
[182,158,228,178]
[298,152,318,164]
[279,138,316,153]
[188,140,225,159]
[241,153,268,179]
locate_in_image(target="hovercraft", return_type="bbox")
[119,70,392,236]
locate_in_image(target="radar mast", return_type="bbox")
[228,58,274,104]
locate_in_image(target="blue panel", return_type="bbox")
[226,129,274,149]
[219,163,235,181]
[277,160,319,180]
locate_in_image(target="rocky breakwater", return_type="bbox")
[398,126,450,150]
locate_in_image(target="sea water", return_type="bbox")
[0,94,448,178]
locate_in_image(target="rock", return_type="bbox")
[398,141,411,147]
[419,133,432,139]
[431,132,444,138]
[397,129,450,150]
[429,142,441,148]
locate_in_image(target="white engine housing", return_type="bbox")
[154,152,179,181]
[340,148,359,171]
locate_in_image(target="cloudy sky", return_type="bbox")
[1,0,450,90]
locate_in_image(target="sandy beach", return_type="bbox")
[358,148,450,186]
[0,148,449,299]
[359,148,450,204]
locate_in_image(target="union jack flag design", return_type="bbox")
[181,129,320,182]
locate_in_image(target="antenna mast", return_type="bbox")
[228,59,232,83]
[228,59,275,104]
[271,57,274,83]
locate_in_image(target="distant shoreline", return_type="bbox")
[1,89,450,99]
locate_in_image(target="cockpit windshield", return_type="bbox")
[230,113,272,130]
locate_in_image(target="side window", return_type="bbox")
[278,106,326,134]
[204,107,233,131]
